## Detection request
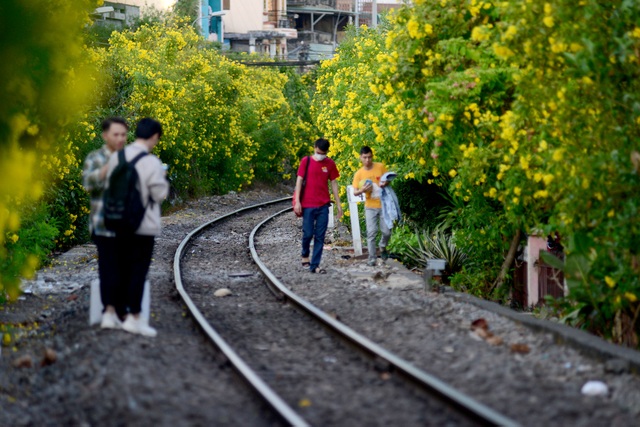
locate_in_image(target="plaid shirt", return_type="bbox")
[82,146,115,237]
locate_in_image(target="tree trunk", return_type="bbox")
[491,228,522,294]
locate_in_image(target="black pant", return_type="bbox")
[115,234,155,315]
[93,234,126,316]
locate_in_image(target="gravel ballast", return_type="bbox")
[1,186,640,426]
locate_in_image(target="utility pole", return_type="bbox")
[371,0,377,28]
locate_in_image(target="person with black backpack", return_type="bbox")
[103,118,169,337]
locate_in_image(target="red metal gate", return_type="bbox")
[538,259,565,300]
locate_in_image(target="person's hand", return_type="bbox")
[379,180,388,188]
[363,182,373,192]
[336,205,343,220]
[294,200,302,216]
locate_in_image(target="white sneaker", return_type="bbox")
[122,315,157,338]
[100,312,122,330]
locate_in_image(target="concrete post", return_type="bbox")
[269,39,276,58]
[328,203,335,229]
[347,185,365,256]
[371,0,377,28]
[249,36,256,54]
[526,235,547,306]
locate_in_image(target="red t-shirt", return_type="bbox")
[297,156,340,208]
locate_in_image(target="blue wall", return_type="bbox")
[199,0,223,41]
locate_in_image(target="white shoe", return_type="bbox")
[122,315,157,338]
[100,312,122,330]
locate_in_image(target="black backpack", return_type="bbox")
[103,150,149,234]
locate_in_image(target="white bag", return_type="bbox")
[89,278,151,325]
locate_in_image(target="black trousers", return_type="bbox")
[115,233,155,315]
[92,233,126,316]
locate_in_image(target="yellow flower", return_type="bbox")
[625,292,638,303]
[471,26,490,42]
[489,188,497,198]
[504,25,517,41]
[552,149,563,161]
[605,276,616,288]
[448,169,457,178]
[543,16,554,28]
[607,209,615,218]
[513,187,521,196]
[9,234,19,244]
[407,18,421,39]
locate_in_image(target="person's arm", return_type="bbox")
[294,175,304,216]
[331,179,343,220]
[148,158,169,203]
[353,184,372,196]
[82,152,107,193]
[352,171,371,196]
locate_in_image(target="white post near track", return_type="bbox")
[347,185,365,256]
[328,203,334,229]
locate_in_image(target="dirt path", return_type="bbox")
[2,185,640,426]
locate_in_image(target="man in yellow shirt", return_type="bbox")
[352,146,390,266]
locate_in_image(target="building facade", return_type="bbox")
[93,1,140,29]
[221,0,297,57]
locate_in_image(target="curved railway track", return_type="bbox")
[173,197,519,426]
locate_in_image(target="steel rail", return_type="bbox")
[173,197,309,427]
[250,207,521,427]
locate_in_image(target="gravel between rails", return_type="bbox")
[2,185,640,426]
[256,211,640,427]
[179,201,474,427]
[1,187,290,427]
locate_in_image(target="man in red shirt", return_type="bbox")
[293,138,343,273]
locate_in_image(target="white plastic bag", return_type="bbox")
[89,278,151,325]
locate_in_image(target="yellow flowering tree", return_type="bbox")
[312,26,388,204]
[0,0,99,302]
[100,21,311,196]
[314,6,520,296]
[490,0,640,345]
[314,0,640,345]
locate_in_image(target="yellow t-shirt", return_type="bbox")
[352,162,387,209]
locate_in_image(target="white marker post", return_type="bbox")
[328,203,335,229]
[347,185,365,256]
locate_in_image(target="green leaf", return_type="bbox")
[540,251,565,271]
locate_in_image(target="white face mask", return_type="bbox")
[314,153,327,161]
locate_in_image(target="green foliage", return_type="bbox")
[393,179,450,229]
[83,20,315,198]
[388,224,468,281]
[1,11,317,303]
[172,0,198,22]
[0,204,59,302]
[0,0,99,301]
[312,0,640,345]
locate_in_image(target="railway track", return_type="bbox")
[173,197,519,426]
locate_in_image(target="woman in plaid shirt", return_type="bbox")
[82,117,128,329]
